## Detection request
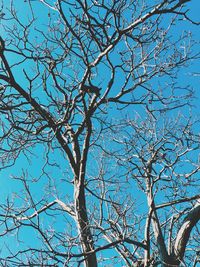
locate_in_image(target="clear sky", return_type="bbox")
[0,0,200,266]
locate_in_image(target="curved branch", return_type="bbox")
[174,200,200,261]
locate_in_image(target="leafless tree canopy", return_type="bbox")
[0,0,199,266]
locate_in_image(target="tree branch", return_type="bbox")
[174,200,200,261]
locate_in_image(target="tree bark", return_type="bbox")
[157,201,200,267]
[145,163,169,266]
[74,180,97,267]
[73,116,97,267]
[173,201,200,263]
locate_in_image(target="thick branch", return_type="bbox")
[174,200,200,261]
[156,195,200,210]
[16,199,75,221]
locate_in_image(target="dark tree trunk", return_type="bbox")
[74,180,97,267]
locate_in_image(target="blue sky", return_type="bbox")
[0,0,200,266]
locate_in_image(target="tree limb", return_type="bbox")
[174,200,200,261]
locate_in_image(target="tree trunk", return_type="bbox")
[74,180,97,267]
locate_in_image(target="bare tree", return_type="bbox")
[0,0,199,266]
[108,113,200,266]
